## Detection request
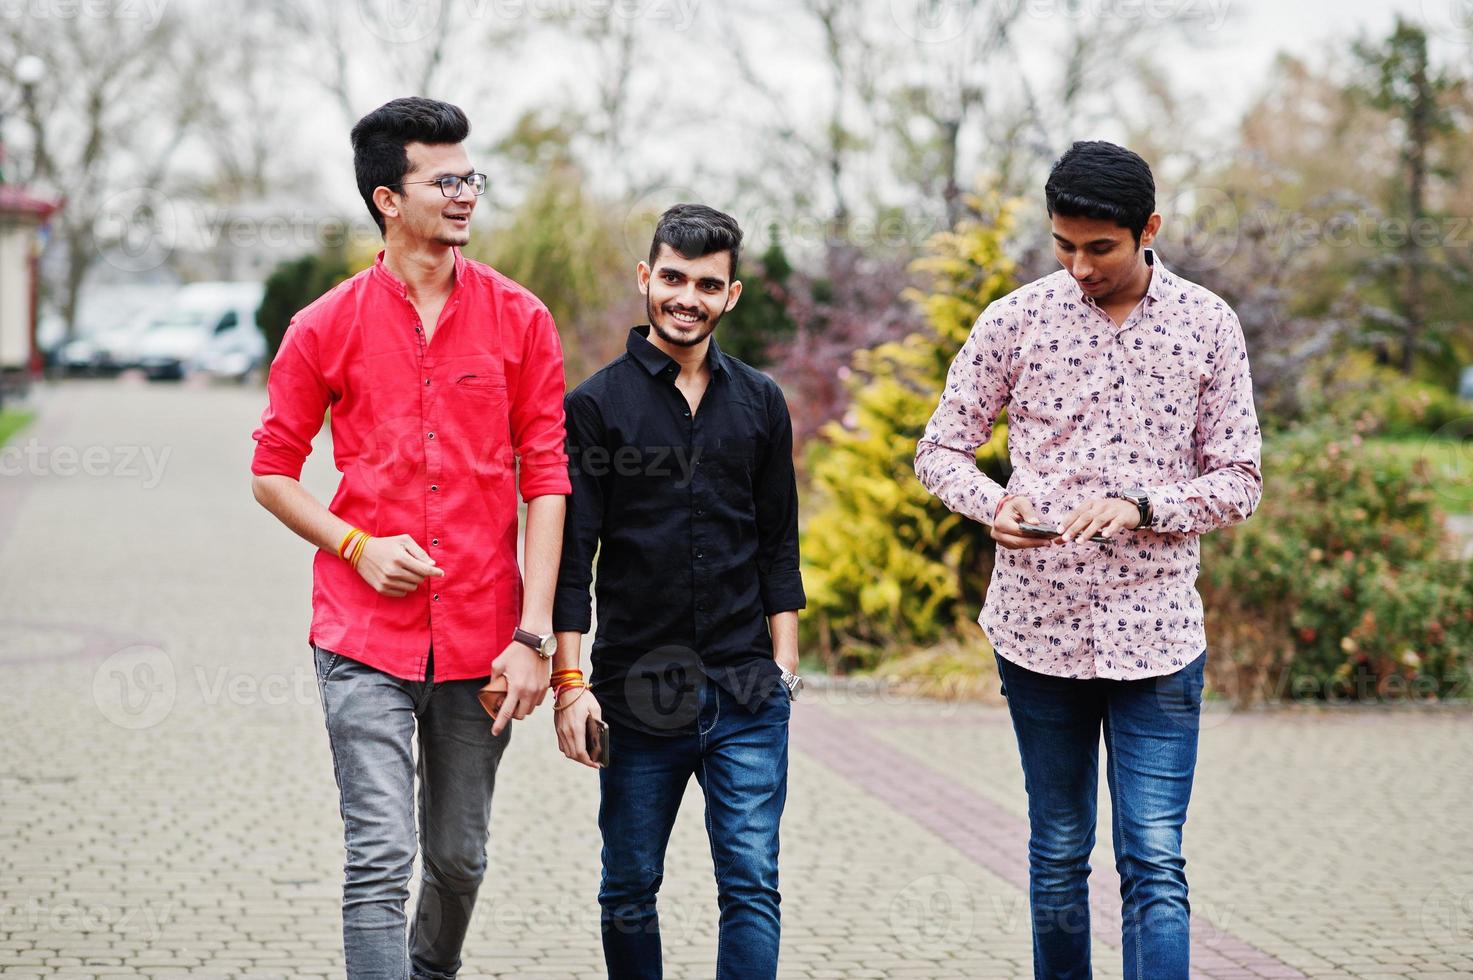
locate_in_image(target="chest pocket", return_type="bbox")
[713,436,758,487]
[1131,368,1200,463]
[450,358,512,483]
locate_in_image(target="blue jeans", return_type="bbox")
[994,651,1206,980]
[313,645,512,980]
[598,676,790,980]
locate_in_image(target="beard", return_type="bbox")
[647,293,723,348]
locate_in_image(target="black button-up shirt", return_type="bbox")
[553,326,806,735]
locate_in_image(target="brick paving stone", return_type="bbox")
[2,382,1470,979]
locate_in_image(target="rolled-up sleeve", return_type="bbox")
[1144,308,1263,534]
[251,317,331,480]
[914,302,1015,525]
[512,308,572,501]
[755,380,805,615]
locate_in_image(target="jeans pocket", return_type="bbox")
[313,645,342,684]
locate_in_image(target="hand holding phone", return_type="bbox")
[1017,521,1111,544]
[586,717,611,768]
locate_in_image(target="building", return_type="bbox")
[0,184,62,394]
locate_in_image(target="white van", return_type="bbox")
[134,281,266,381]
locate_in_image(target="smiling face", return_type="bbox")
[376,140,477,248]
[1050,211,1161,305]
[638,244,743,349]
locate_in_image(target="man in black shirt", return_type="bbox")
[552,204,805,980]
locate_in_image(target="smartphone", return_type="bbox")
[1017,521,1111,544]
[476,675,508,717]
[587,717,611,768]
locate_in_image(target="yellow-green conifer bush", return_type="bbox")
[801,202,1017,672]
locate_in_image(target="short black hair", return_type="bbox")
[1044,141,1156,244]
[649,204,743,280]
[350,97,470,235]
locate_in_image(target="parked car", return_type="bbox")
[1459,365,1473,403]
[133,282,265,381]
[57,312,158,376]
[48,285,177,376]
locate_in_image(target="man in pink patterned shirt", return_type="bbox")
[916,141,1262,979]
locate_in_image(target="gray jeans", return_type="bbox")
[313,645,511,980]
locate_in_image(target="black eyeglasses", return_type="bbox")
[390,172,488,199]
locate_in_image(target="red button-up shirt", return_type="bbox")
[916,251,1262,680]
[251,249,571,682]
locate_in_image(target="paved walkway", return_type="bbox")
[1,381,1470,979]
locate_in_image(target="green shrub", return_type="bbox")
[799,202,1016,671]
[1200,424,1473,703]
[259,251,353,365]
[1303,350,1473,438]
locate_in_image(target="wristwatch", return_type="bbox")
[1108,487,1153,529]
[780,667,804,701]
[512,627,557,660]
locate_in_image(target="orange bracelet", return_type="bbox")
[554,680,588,702]
[554,686,588,712]
[349,534,371,569]
[338,528,365,559]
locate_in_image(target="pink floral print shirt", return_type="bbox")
[915,251,1263,679]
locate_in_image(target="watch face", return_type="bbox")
[538,634,557,658]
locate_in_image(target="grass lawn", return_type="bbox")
[1365,434,1472,515]
[0,408,34,450]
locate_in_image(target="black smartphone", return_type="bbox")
[1017,521,1111,544]
[587,717,611,768]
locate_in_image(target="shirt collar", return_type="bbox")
[627,325,729,378]
[370,247,467,299]
[1074,247,1172,306]
[1143,248,1174,304]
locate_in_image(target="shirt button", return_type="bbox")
[424,378,431,386]
[696,508,705,517]
[430,484,439,492]
[433,594,440,601]
[427,432,435,440]
[696,551,704,559]
[431,538,440,546]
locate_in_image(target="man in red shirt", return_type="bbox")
[251,97,569,979]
